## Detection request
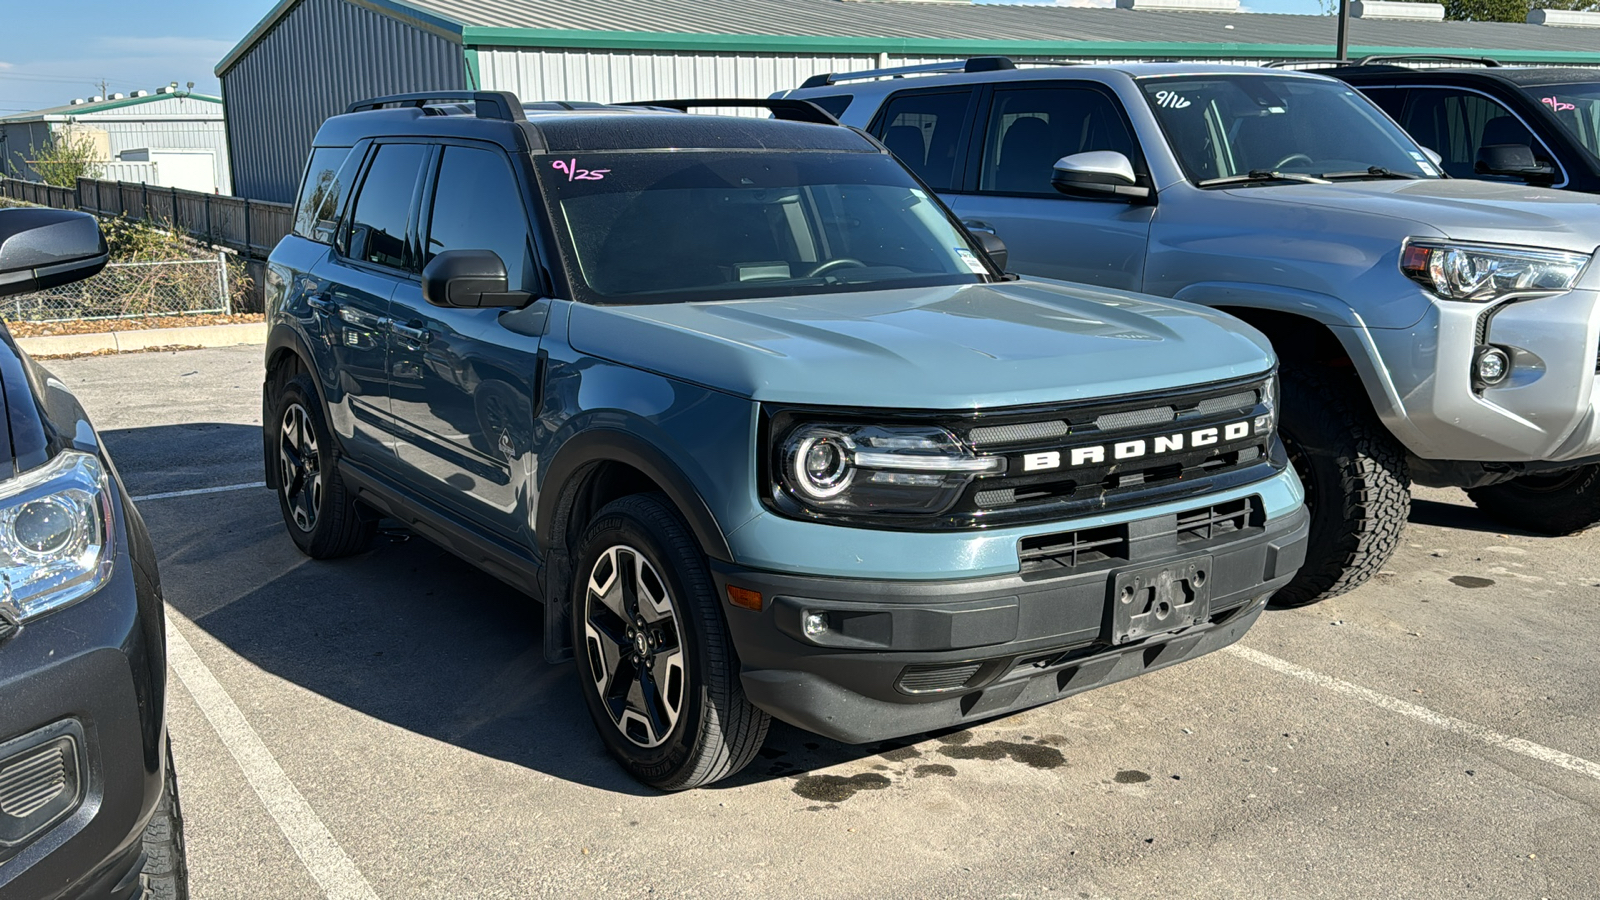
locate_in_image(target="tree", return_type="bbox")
[16,129,103,188]
[1387,0,1597,21]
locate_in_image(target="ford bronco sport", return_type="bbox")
[264,90,1307,789]
[784,60,1600,606]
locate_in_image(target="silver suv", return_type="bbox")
[781,60,1600,606]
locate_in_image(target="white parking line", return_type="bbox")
[1227,644,1600,783]
[165,611,380,900]
[132,482,266,502]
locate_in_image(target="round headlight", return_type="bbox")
[790,432,854,499]
[12,497,78,557]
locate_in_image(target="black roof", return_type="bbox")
[312,97,874,155]
[1316,63,1600,88]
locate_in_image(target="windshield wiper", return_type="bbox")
[1196,169,1332,187]
[1319,167,1419,181]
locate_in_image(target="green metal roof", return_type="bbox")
[0,92,223,125]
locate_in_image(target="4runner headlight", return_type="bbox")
[778,423,1004,516]
[1401,240,1590,303]
[0,452,114,622]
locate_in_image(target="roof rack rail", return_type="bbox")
[615,98,840,126]
[799,56,1015,89]
[1262,58,1349,68]
[1353,54,1502,68]
[345,90,527,121]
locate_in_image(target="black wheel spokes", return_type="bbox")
[280,404,321,532]
[583,545,686,749]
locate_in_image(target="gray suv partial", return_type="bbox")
[782,60,1600,606]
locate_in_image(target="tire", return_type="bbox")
[269,373,375,558]
[141,739,189,900]
[1270,367,1410,608]
[1468,464,1600,536]
[570,493,769,790]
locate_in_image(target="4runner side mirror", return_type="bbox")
[1475,144,1555,182]
[1052,151,1151,203]
[421,250,533,309]
[971,230,1008,272]
[0,208,108,299]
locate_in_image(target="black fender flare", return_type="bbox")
[262,323,327,488]
[536,428,734,563]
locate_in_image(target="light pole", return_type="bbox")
[1336,0,1351,62]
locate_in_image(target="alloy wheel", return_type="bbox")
[278,402,322,533]
[582,545,686,749]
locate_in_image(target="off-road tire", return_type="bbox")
[1468,464,1600,536]
[571,493,769,790]
[141,739,189,900]
[270,374,375,558]
[1270,367,1410,608]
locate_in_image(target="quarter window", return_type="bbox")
[426,146,535,292]
[292,147,351,244]
[978,87,1136,195]
[345,143,428,270]
[872,90,974,190]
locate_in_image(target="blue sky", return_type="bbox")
[0,0,1327,114]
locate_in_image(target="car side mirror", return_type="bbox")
[1475,144,1555,182]
[421,249,532,309]
[971,230,1008,273]
[1051,151,1151,203]
[0,208,108,299]
[1420,146,1444,168]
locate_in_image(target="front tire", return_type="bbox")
[1468,464,1600,535]
[1271,367,1410,608]
[571,494,769,790]
[141,739,189,900]
[269,374,375,559]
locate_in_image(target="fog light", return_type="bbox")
[802,612,828,637]
[1475,345,1511,387]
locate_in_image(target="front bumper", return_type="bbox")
[716,503,1309,744]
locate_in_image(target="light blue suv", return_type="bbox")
[783,60,1600,607]
[264,90,1306,789]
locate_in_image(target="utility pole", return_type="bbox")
[94,79,110,99]
[1336,0,1351,63]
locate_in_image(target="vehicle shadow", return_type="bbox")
[109,423,940,796]
[1408,497,1543,537]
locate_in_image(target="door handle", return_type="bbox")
[307,295,338,315]
[961,219,998,235]
[389,321,432,344]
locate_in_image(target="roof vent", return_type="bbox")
[1117,0,1241,10]
[88,95,103,103]
[155,86,171,94]
[1528,8,1600,26]
[69,99,84,106]
[109,93,125,100]
[1352,0,1444,19]
[131,90,149,98]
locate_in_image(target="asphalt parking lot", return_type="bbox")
[51,344,1600,899]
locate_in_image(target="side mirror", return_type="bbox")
[0,208,108,298]
[1475,144,1555,182]
[421,249,532,309]
[1051,151,1151,203]
[1420,146,1444,168]
[971,230,1008,273]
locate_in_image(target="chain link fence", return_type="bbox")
[6,254,231,323]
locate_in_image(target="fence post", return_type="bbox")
[204,194,212,241]
[244,199,252,257]
[217,251,231,316]
[172,186,180,233]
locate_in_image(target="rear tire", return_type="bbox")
[1468,464,1600,535]
[141,738,189,900]
[1270,367,1410,608]
[269,374,375,559]
[570,493,769,790]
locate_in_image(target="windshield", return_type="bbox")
[1525,84,1600,163]
[1140,75,1440,185]
[535,151,993,305]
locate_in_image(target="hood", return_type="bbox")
[566,280,1274,410]
[1229,179,1600,254]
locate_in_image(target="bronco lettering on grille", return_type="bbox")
[1020,419,1258,473]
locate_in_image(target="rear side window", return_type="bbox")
[978,86,1135,195]
[344,143,428,270]
[872,89,974,191]
[425,146,536,292]
[291,146,351,243]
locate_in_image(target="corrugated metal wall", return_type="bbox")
[73,119,231,194]
[0,122,54,183]
[221,0,465,203]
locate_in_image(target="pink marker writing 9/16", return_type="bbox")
[553,159,610,181]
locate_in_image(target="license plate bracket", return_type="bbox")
[1108,555,1213,645]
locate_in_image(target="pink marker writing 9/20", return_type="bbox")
[553,159,610,181]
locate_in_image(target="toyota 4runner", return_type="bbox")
[264,90,1307,789]
[783,60,1600,606]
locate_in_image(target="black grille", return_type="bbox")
[897,663,982,693]
[1177,498,1257,544]
[1021,496,1265,576]
[1019,524,1127,572]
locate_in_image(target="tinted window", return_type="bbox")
[1523,82,1600,164]
[1400,88,1548,179]
[1359,87,1408,121]
[292,146,351,243]
[537,151,992,305]
[426,146,535,291]
[345,143,428,270]
[873,90,973,190]
[978,86,1135,195]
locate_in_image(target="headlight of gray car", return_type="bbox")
[1401,239,1591,303]
[0,451,114,622]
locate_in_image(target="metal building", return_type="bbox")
[217,0,1600,203]
[0,90,230,194]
